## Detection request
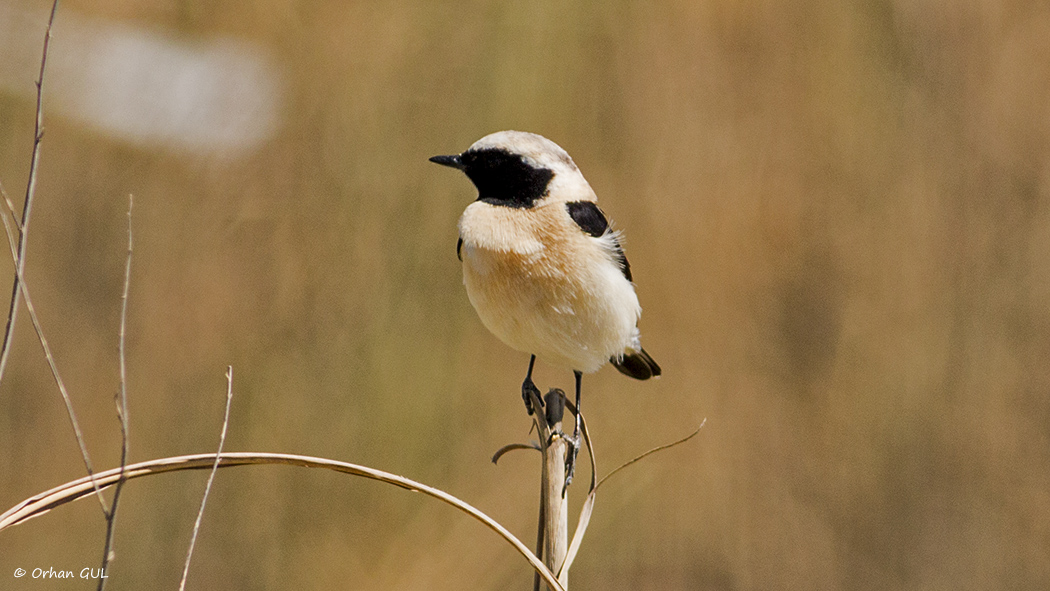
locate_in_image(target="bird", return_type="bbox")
[430,130,660,483]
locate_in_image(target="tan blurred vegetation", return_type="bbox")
[1,0,1049,589]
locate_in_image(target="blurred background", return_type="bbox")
[1,0,1048,589]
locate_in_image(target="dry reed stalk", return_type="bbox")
[0,451,567,591]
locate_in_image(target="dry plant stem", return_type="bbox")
[496,399,703,585]
[0,452,566,591]
[0,0,106,522]
[543,430,569,590]
[0,213,107,516]
[179,367,234,591]
[0,182,20,234]
[522,389,588,591]
[535,389,570,591]
[525,388,548,591]
[532,470,545,591]
[22,281,103,511]
[559,414,704,577]
[556,406,705,577]
[97,195,133,591]
[0,214,20,271]
[557,400,596,580]
[0,0,59,386]
[596,419,707,490]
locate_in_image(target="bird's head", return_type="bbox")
[430,131,594,208]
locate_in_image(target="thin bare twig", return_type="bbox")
[0,0,59,386]
[0,0,109,521]
[532,471,545,591]
[0,212,108,515]
[179,366,233,591]
[557,398,596,581]
[596,419,706,490]
[0,181,21,236]
[497,399,705,582]
[561,416,704,578]
[97,195,133,591]
[0,212,20,270]
[528,390,547,591]
[22,268,108,514]
[0,451,566,591]
[491,442,540,463]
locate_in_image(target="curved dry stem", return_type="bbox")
[0,452,565,591]
[491,442,540,464]
[596,419,707,491]
[561,412,706,578]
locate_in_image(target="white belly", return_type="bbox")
[458,208,641,373]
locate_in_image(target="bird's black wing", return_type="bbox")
[565,201,632,282]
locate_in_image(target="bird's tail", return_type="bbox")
[611,348,662,380]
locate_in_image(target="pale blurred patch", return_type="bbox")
[0,2,282,156]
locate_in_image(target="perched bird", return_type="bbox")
[430,130,660,481]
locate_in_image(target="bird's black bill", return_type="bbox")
[429,154,465,169]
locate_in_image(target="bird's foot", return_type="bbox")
[563,430,581,491]
[522,377,543,416]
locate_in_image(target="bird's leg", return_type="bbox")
[564,370,583,488]
[521,354,543,415]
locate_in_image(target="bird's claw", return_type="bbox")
[563,431,581,490]
[522,377,543,416]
